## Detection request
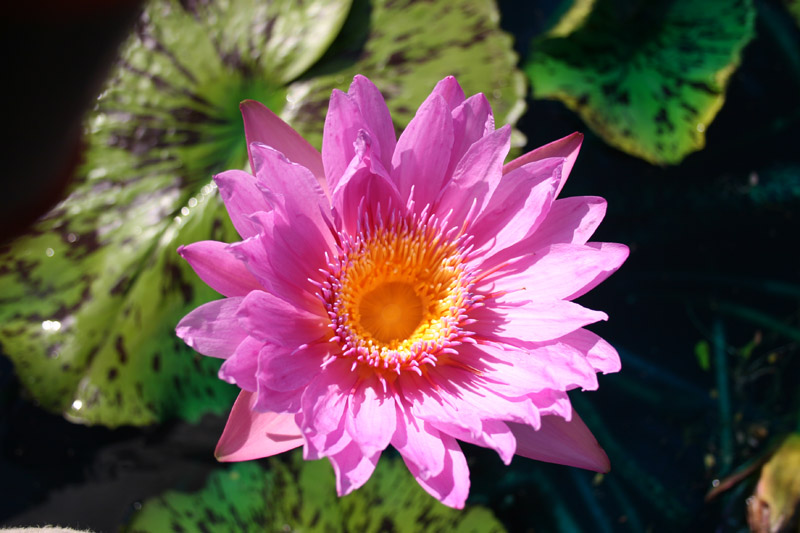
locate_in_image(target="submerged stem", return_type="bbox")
[713,318,734,477]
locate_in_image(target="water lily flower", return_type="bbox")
[176,75,628,508]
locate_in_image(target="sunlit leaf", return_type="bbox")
[544,0,597,37]
[0,0,352,427]
[0,0,526,427]
[525,0,755,165]
[125,453,507,532]
[285,0,528,150]
[747,433,800,533]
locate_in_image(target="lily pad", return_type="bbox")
[285,0,528,150]
[124,452,507,532]
[0,0,352,427]
[525,0,755,165]
[0,0,527,427]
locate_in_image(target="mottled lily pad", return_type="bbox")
[0,0,526,427]
[125,452,507,532]
[525,0,755,165]
[0,0,353,427]
[285,0,527,149]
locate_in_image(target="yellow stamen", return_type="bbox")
[324,215,474,371]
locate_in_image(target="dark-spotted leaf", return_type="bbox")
[0,0,526,427]
[287,0,528,150]
[0,0,353,427]
[124,452,507,532]
[525,0,755,165]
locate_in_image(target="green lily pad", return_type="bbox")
[525,0,755,165]
[0,0,352,427]
[125,452,507,532]
[0,0,526,428]
[285,0,528,150]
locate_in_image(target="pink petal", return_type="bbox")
[214,169,272,238]
[396,372,483,438]
[471,297,608,343]
[425,75,466,111]
[329,440,381,496]
[569,243,629,298]
[529,389,574,419]
[250,143,334,238]
[229,229,323,315]
[348,75,396,172]
[258,342,328,392]
[432,418,516,465]
[391,403,447,480]
[479,242,629,301]
[345,374,397,457]
[237,290,327,346]
[218,336,262,391]
[215,391,304,462]
[240,100,326,194]
[264,216,333,308]
[528,196,607,247]
[322,89,364,192]
[403,435,470,509]
[178,240,262,297]
[503,132,583,196]
[509,411,610,472]
[227,232,275,292]
[253,383,303,414]
[331,130,402,234]
[447,93,495,179]
[300,359,358,435]
[561,329,622,374]
[425,363,542,429]
[301,412,352,460]
[391,95,454,210]
[176,297,247,359]
[462,340,600,393]
[470,159,562,256]
[435,125,511,228]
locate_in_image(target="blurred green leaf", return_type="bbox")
[125,453,507,532]
[544,0,597,37]
[695,340,711,371]
[525,0,755,165]
[0,0,526,427]
[783,0,800,26]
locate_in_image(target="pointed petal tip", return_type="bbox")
[510,412,611,473]
[215,392,305,462]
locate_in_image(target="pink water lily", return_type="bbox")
[176,75,628,508]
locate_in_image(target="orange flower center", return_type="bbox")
[322,214,476,372]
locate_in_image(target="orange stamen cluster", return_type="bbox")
[319,210,478,374]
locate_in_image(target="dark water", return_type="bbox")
[2,1,800,531]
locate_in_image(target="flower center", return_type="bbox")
[358,281,423,343]
[321,213,476,372]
